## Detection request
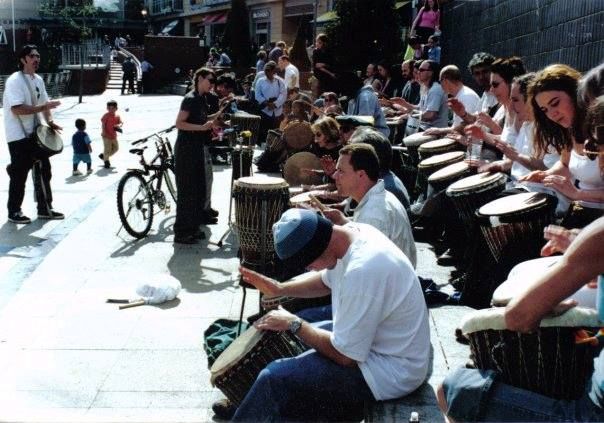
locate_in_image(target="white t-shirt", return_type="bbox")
[3,71,49,143]
[283,63,300,89]
[452,85,480,126]
[351,180,417,268]
[321,223,430,400]
[478,91,498,113]
[510,122,559,181]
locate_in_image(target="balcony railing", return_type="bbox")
[60,42,111,67]
[150,0,184,15]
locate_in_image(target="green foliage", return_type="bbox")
[326,0,403,69]
[39,0,99,41]
[222,0,253,68]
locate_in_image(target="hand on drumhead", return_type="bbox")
[254,307,296,332]
[478,161,502,173]
[541,225,581,256]
[464,158,486,169]
[239,266,281,297]
[549,299,578,317]
[48,120,63,132]
[543,175,578,198]
[518,170,547,183]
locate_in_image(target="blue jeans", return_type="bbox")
[295,305,332,323]
[232,322,374,422]
[442,367,604,422]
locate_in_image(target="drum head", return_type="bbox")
[210,326,262,381]
[428,161,471,183]
[289,189,333,206]
[235,175,288,189]
[418,137,457,152]
[36,125,63,153]
[478,192,549,217]
[419,151,465,168]
[403,131,437,147]
[283,121,313,150]
[447,172,506,194]
[288,186,304,197]
[283,152,323,186]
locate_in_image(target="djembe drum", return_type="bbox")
[461,306,601,400]
[34,124,64,158]
[428,161,472,193]
[231,112,261,146]
[476,192,557,264]
[446,172,508,225]
[283,120,314,155]
[403,131,437,166]
[416,151,465,198]
[210,326,308,405]
[266,129,285,152]
[233,176,290,274]
[418,137,460,160]
[283,152,323,187]
[491,256,596,309]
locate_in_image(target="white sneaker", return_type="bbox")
[73,170,83,176]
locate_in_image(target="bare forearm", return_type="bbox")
[279,272,331,298]
[296,323,356,367]
[12,104,47,115]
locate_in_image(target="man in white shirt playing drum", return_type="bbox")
[3,44,64,224]
[424,64,480,137]
[323,143,417,268]
[225,208,429,421]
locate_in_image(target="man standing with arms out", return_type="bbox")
[324,143,417,267]
[278,55,299,90]
[3,45,64,224]
[221,208,429,421]
[424,64,480,137]
[254,61,287,145]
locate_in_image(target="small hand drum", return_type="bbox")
[283,152,323,187]
[34,125,63,158]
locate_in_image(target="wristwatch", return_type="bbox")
[288,318,303,335]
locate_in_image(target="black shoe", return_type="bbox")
[104,161,111,169]
[208,208,219,218]
[8,211,32,224]
[437,249,457,266]
[174,234,199,244]
[37,210,65,220]
[99,153,104,160]
[212,399,237,420]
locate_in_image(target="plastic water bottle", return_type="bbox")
[466,137,483,162]
[409,411,419,422]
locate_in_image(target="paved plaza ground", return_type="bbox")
[0,92,469,422]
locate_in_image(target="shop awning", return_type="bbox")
[314,10,338,23]
[200,12,228,25]
[160,20,179,34]
[395,1,411,9]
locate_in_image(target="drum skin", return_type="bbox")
[446,172,508,224]
[35,125,63,157]
[283,152,323,186]
[210,326,307,405]
[428,161,472,193]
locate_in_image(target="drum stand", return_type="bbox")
[212,129,253,248]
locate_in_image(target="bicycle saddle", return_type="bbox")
[129,147,147,155]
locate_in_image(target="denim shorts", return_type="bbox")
[442,367,604,422]
[73,153,91,164]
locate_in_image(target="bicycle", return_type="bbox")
[117,126,178,239]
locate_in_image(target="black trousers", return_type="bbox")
[7,137,53,216]
[173,137,206,237]
[122,76,135,94]
[258,112,280,146]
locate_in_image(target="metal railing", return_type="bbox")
[61,42,112,67]
[0,71,72,107]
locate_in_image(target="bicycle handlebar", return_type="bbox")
[131,125,176,145]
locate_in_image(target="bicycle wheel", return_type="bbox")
[164,163,177,203]
[117,172,154,239]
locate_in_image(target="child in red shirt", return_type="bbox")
[100,100,123,168]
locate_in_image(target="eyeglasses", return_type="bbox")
[27,53,40,58]
[490,81,501,88]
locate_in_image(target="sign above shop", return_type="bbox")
[203,0,230,6]
[252,9,270,20]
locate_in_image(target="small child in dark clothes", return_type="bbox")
[72,118,93,176]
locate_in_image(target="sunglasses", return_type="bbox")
[490,81,501,88]
[27,53,40,58]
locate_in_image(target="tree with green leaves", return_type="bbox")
[222,0,253,69]
[326,0,403,70]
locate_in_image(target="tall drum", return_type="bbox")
[233,176,290,272]
[446,172,508,224]
[462,307,600,400]
[476,192,557,263]
[428,161,472,193]
[231,112,261,146]
[231,146,254,181]
[418,137,460,160]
